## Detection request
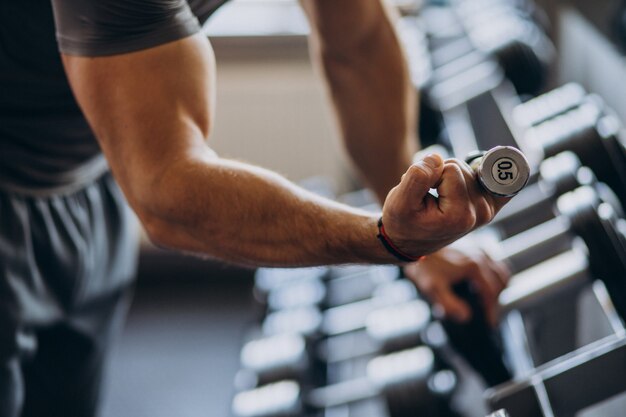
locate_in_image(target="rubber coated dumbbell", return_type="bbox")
[499,187,626,318]
[521,100,626,210]
[459,4,554,95]
[254,261,391,311]
[414,3,552,141]
[426,0,552,94]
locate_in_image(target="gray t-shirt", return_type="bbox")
[0,0,228,195]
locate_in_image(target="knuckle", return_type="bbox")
[476,199,495,225]
[444,162,464,178]
[407,163,429,178]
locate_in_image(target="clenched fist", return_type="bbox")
[381,154,510,259]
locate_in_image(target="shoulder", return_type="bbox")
[51,0,202,57]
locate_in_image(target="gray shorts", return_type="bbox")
[0,172,139,417]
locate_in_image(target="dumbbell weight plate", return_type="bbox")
[526,104,626,210]
[558,188,626,320]
[468,146,530,197]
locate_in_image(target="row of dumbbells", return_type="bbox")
[230,1,626,416]
[396,0,554,146]
[231,193,626,417]
[230,88,626,417]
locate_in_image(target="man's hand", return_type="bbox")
[381,154,510,258]
[404,246,510,326]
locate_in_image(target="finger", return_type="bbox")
[444,158,474,180]
[436,162,474,228]
[397,154,445,209]
[446,158,503,225]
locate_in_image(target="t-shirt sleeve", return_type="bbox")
[50,0,202,57]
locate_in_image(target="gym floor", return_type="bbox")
[100,251,255,417]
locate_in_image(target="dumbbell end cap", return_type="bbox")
[476,146,530,197]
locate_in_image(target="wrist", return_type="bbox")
[376,216,424,263]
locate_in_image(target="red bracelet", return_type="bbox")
[376,217,424,263]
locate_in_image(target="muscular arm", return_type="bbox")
[62,28,502,270]
[301,0,417,203]
[62,34,393,267]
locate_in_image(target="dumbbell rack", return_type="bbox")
[230,1,626,416]
[413,2,626,415]
[495,282,626,416]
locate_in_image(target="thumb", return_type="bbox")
[398,154,444,207]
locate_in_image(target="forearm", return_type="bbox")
[308,1,418,202]
[138,149,393,267]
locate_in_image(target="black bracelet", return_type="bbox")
[376,217,422,263]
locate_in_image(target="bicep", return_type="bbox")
[52,0,216,212]
[62,33,217,214]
